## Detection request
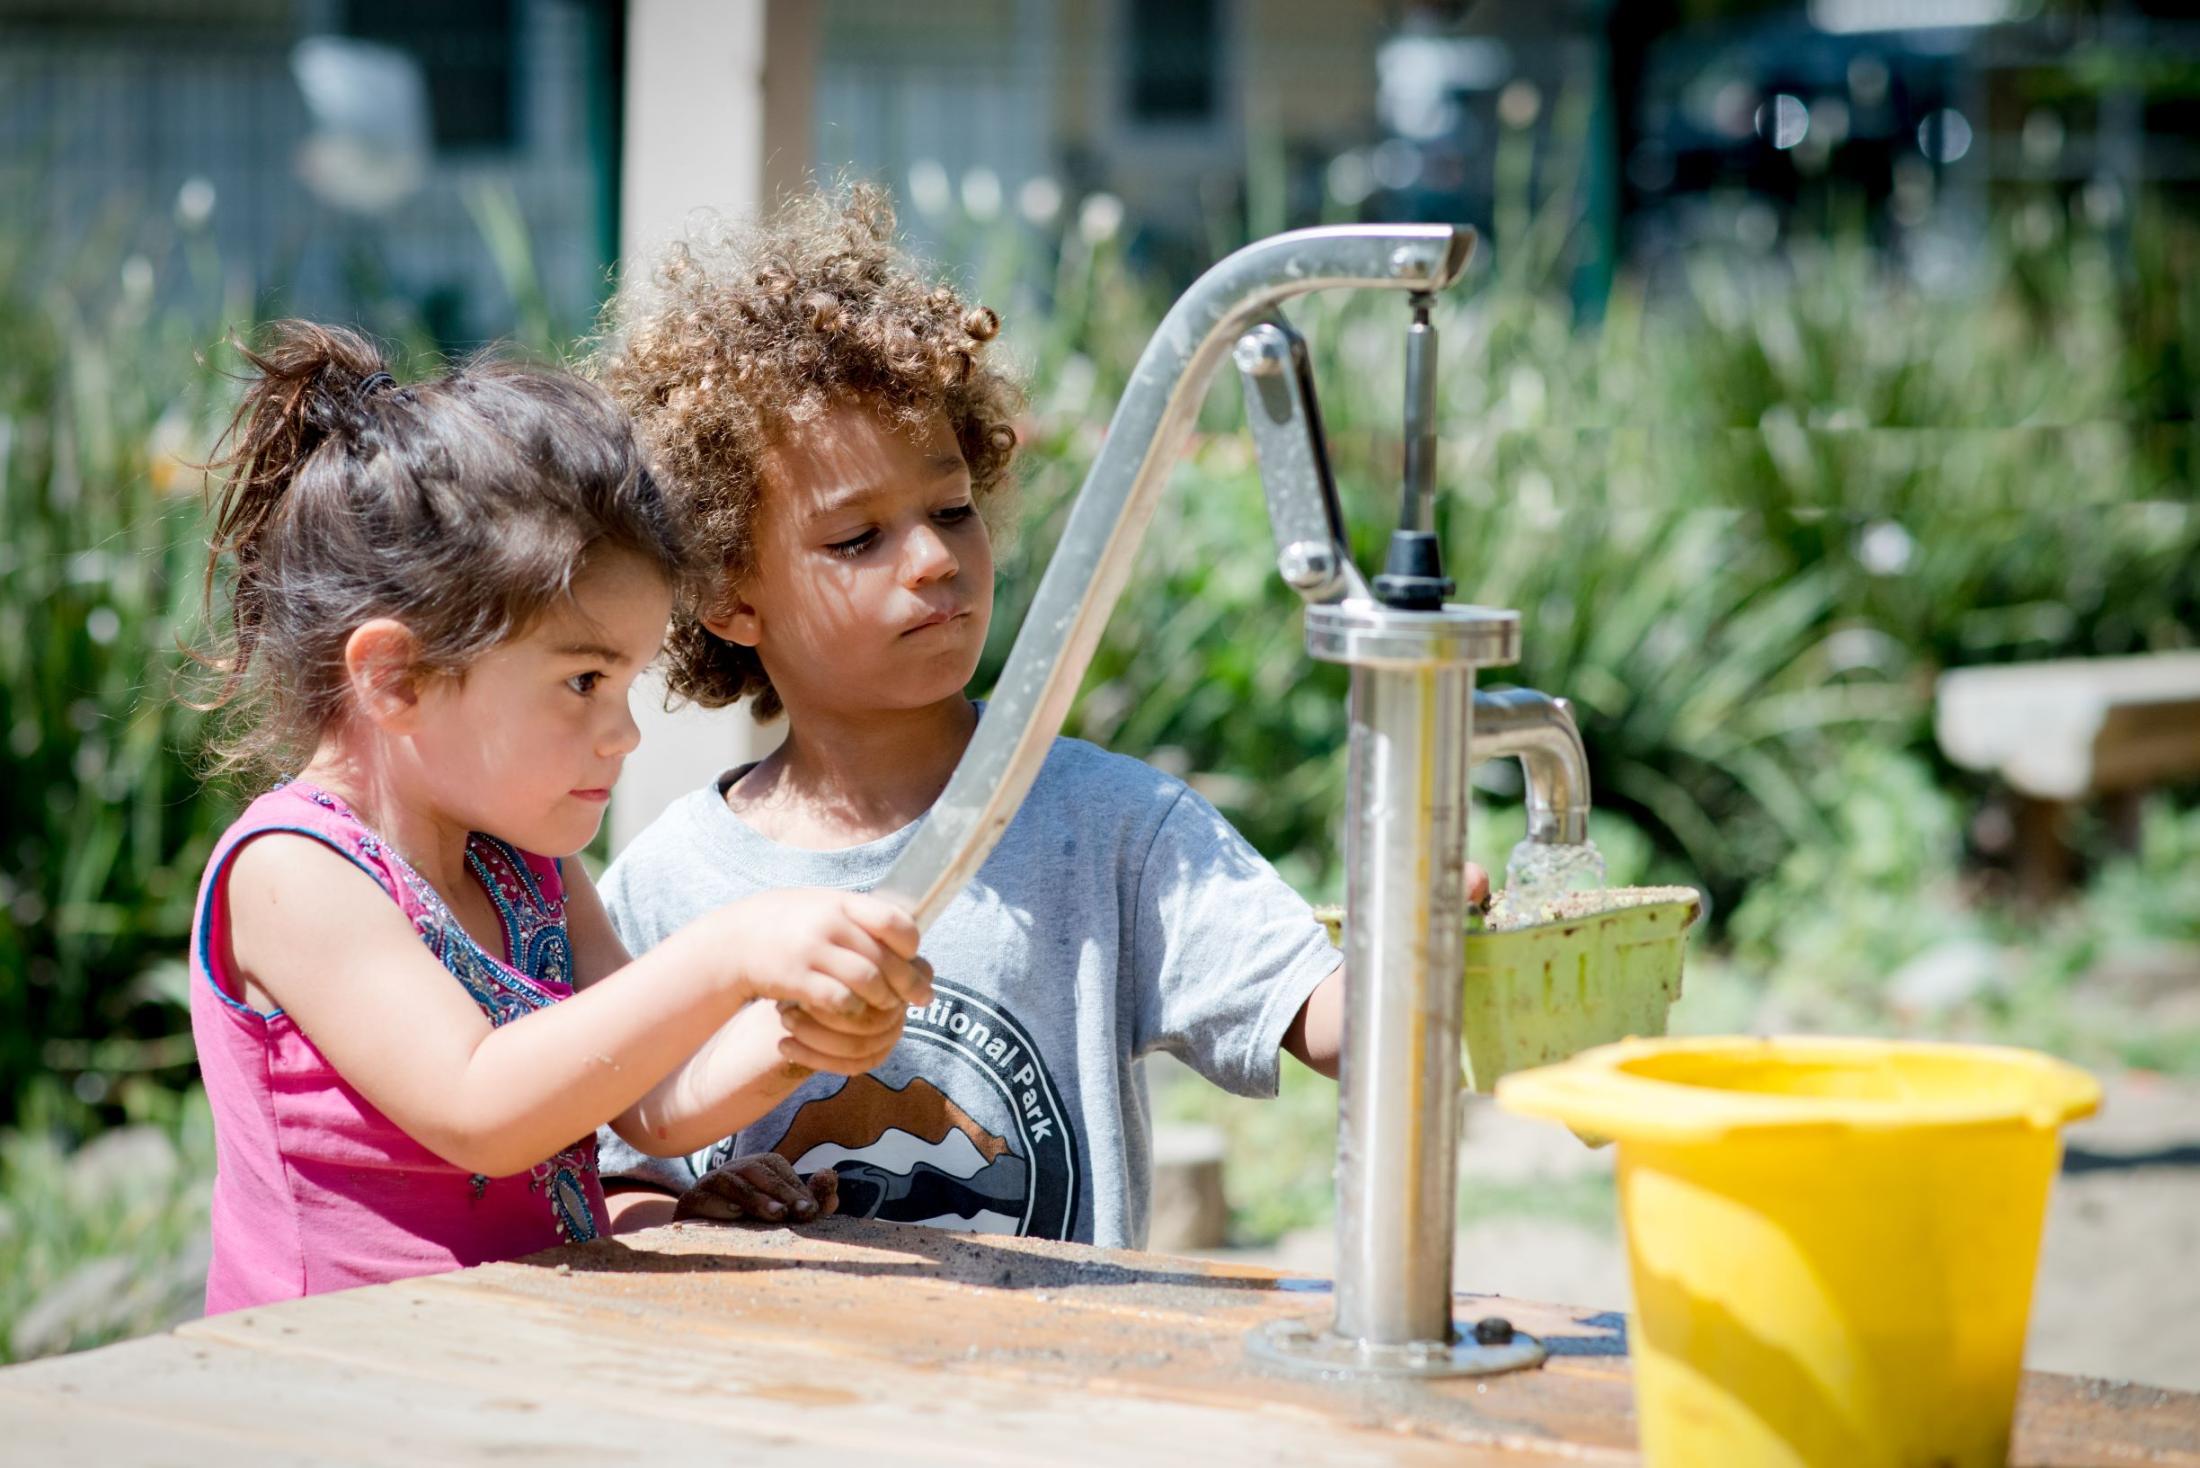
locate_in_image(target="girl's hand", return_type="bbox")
[672,1152,839,1224]
[773,981,920,1073]
[718,889,932,1029]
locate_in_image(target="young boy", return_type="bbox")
[592,187,1474,1247]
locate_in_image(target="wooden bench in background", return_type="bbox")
[1936,652,2200,900]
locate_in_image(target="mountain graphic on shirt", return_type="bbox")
[773,1074,1026,1234]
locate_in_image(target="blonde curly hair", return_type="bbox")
[595,184,1022,719]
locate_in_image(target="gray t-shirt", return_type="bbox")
[595,732,1339,1249]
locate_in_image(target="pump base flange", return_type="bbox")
[1245,1314,1549,1379]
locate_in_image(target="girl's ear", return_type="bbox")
[700,587,763,650]
[342,619,426,731]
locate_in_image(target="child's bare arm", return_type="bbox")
[607,995,902,1157]
[1282,962,1347,1079]
[561,861,918,1157]
[227,834,922,1178]
[1283,863,1491,1079]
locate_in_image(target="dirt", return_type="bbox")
[1209,1072,2200,1392]
[1482,885,1702,932]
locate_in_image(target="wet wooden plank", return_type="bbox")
[175,1275,1541,1466]
[2014,1374,2200,1468]
[5,1310,1507,1467]
[0,1217,2192,1465]
[2,1395,366,1467]
[441,1219,1642,1455]
[468,1219,2199,1466]
[0,1327,685,1465]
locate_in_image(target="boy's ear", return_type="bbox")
[343,619,427,731]
[700,589,763,649]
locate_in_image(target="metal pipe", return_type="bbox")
[1399,295,1438,535]
[1333,661,1473,1345]
[1471,688,1592,846]
[877,226,1477,929]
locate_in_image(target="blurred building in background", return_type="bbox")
[813,0,2198,292]
[5,1,2196,335]
[811,0,1381,273]
[1,0,621,344]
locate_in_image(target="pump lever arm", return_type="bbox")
[1233,316,1366,606]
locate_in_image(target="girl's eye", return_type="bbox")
[934,503,978,526]
[826,530,877,559]
[567,671,604,696]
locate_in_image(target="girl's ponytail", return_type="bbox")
[200,322,394,706]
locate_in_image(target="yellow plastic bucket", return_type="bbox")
[1496,1036,2101,1468]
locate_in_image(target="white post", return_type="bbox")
[610,0,813,853]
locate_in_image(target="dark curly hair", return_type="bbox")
[594,183,1022,720]
[195,321,685,775]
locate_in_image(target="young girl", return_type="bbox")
[584,189,1461,1246]
[187,322,929,1312]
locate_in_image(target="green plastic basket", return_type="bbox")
[1312,886,1702,1093]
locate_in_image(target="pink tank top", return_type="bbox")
[189,780,606,1314]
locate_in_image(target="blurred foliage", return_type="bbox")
[0,194,239,1129]
[0,178,568,1131]
[0,1079,212,1362]
[1719,757,2200,1075]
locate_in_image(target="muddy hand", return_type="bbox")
[772,948,929,1073]
[674,1153,839,1224]
[721,888,932,1026]
[1466,862,1491,913]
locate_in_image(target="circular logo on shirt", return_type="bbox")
[764,979,1079,1239]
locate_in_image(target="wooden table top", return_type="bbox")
[3,1218,2195,1465]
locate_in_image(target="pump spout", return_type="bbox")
[1473,688,1592,846]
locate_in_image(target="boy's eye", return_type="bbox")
[567,671,604,696]
[826,529,877,559]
